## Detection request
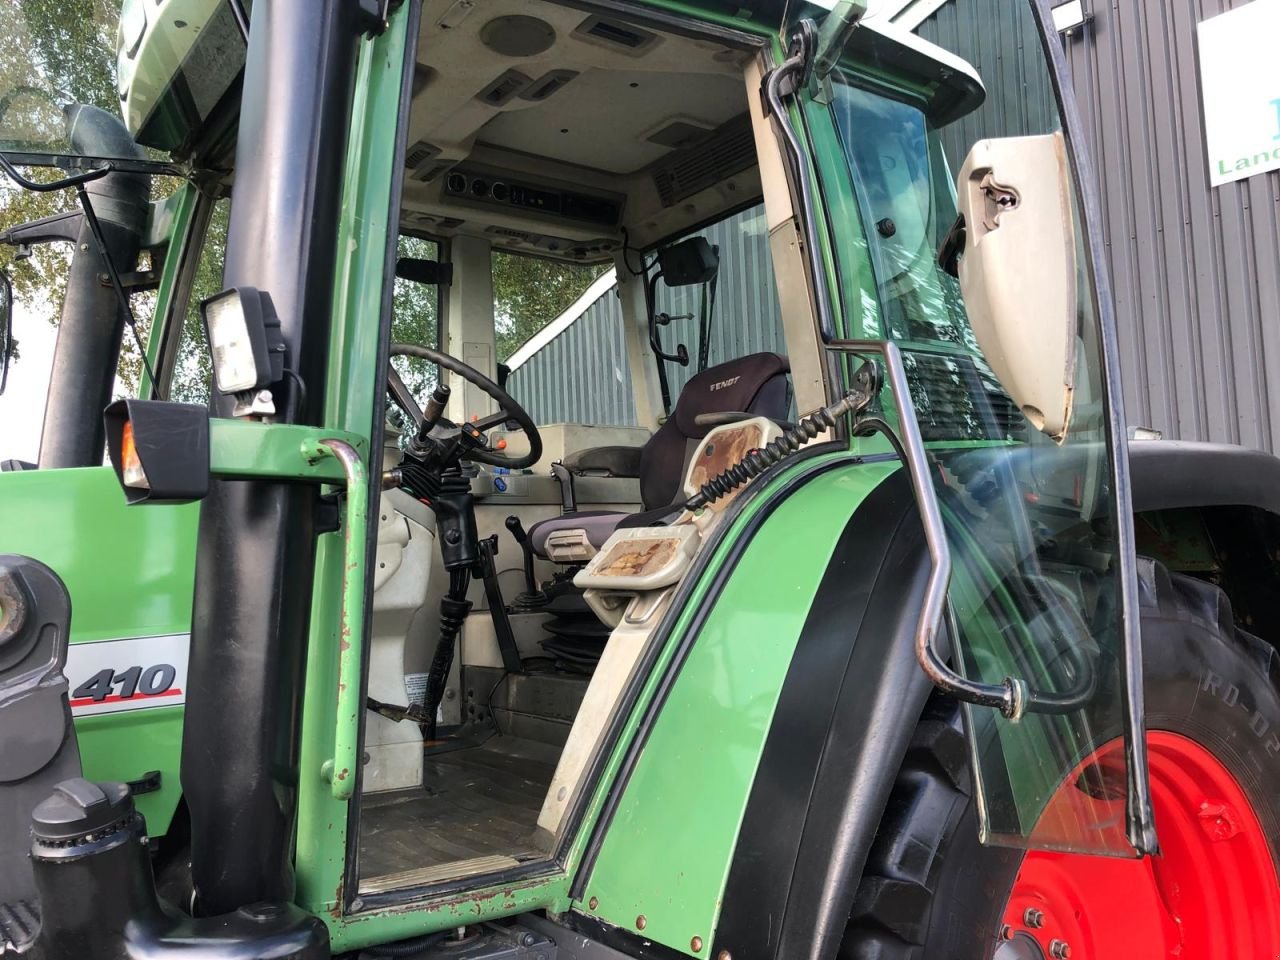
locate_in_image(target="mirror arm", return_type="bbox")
[0,208,83,248]
[813,0,869,80]
[0,151,160,400]
[0,151,112,192]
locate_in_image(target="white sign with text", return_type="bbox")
[1198,0,1280,187]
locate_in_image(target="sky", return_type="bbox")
[0,301,55,464]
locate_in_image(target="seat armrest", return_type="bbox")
[562,445,643,478]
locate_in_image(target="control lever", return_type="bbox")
[505,516,543,603]
[549,461,577,513]
[366,695,429,724]
[416,382,451,440]
[476,535,523,675]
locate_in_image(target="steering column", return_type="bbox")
[382,344,543,737]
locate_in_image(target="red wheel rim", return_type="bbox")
[999,731,1280,958]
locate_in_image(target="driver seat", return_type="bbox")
[527,352,790,559]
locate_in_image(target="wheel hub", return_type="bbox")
[999,731,1280,958]
[994,930,1048,960]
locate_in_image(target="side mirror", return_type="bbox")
[0,270,12,395]
[953,132,1078,442]
[657,237,718,286]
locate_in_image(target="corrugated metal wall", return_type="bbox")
[1063,0,1280,452]
[506,203,784,425]
[921,0,1280,452]
[919,1,1058,157]
[504,283,636,426]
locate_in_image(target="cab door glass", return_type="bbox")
[822,1,1138,855]
[168,198,231,405]
[389,235,443,404]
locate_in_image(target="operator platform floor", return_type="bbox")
[358,734,560,884]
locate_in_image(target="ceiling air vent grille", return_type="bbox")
[476,70,532,106]
[521,69,579,102]
[652,114,755,207]
[486,225,534,242]
[412,161,454,183]
[405,139,438,169]
[571,16,660,56]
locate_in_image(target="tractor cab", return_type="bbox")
[3,1,1236,959]
[294,1,869,889]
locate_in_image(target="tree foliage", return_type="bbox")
[492,251,604,362]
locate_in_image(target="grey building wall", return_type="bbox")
[503,281,636,427]
[507,203,784,425]
[922,0,1280,452]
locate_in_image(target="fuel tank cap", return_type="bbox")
[31,778,133,842]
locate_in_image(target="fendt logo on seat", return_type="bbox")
[65,634,191,716]
[710,376,741,392]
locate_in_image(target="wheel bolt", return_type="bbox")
[998,924,1014,941]
[1023,907,1044,928]
[1049,939,1071,959]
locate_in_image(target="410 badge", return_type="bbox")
[65,634,190,716]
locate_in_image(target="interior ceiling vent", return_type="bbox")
[571,16,660,56]
[521,69,579,102]
[412,161,454,183]
[477,69,532,106]
[652,114,755,207]
[486,225,534,241]
[404,139,439,169]
[438,217,466,230]
[480,15,556,57]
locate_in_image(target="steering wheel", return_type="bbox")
[388,342,542,469]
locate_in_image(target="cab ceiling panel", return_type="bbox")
[414,0,749,176]
[479,70,746,174]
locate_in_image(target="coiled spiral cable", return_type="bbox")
[685,360,882,511]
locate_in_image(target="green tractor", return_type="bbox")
[2,0,1278,957]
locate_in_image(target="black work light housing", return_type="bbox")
[200,286,286,396]
[104,399,210,504]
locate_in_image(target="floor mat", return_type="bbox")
[358,734,561,881]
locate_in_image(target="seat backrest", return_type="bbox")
[638,352,790,509]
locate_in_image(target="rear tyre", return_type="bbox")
[839,560,1280,959]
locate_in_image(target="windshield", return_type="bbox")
[0,0,244,165]
[0,0,131,160]
[822,2,1138,856]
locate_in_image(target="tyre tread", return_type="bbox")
[838,695,969,960]
[840,558,1280,960]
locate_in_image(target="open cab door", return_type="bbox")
[788,0,1156,857]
